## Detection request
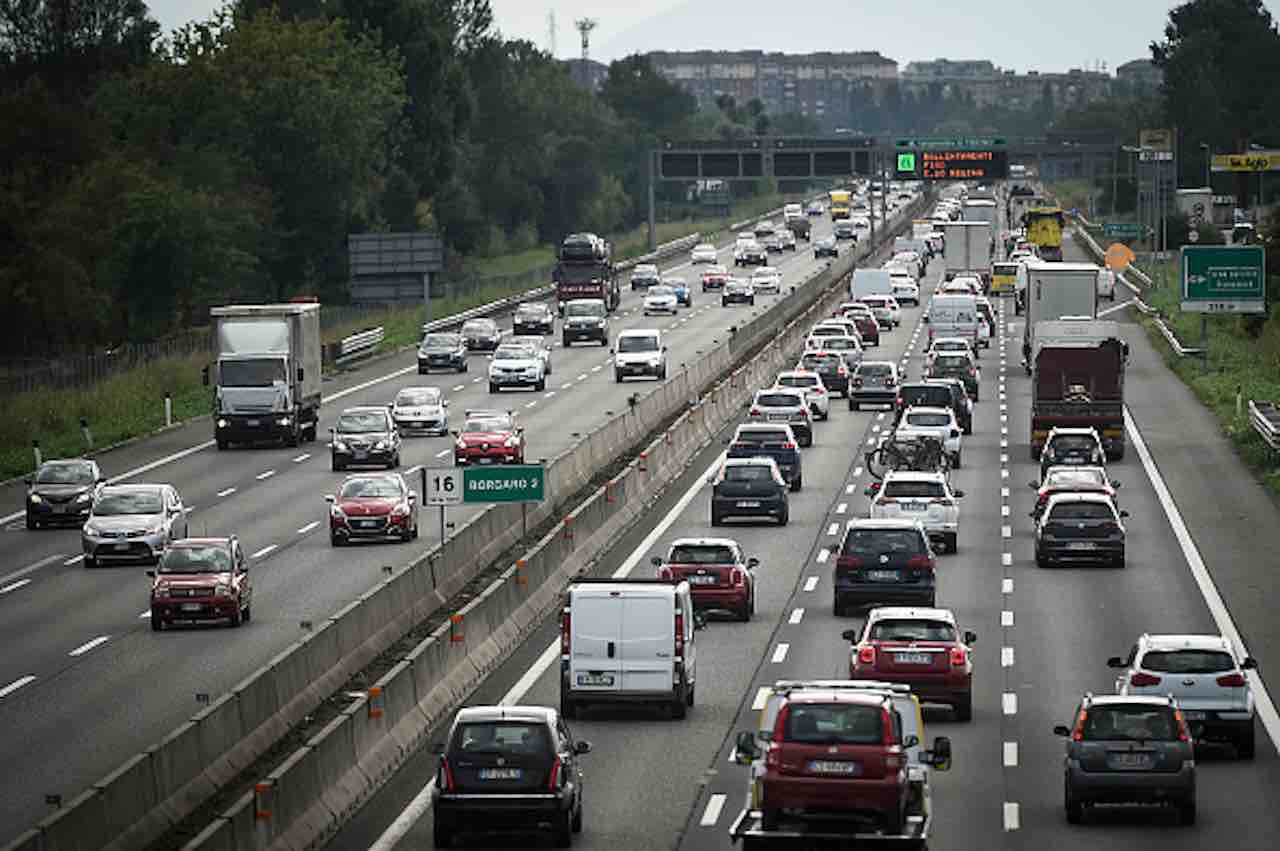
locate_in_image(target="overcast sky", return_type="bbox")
[146,1,1280,73]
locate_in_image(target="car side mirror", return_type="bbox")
[964,630,977,645]
[1242,657,1259,670]
[324,495,335,504]
[1053,724,1072,737]
[650,556,663,567]
[1028,481,1039,489]
[950,428,960,438]
[693,611,708,630]
[662,346,668,352]
[387,403,394,410]
[926,736,952,771]
[840,629,859,642]
[747,557,760,569]
[1119,510,1130,518]
[145,569,157,578]
[902,734,920,749]
[574,740,592,755]
[1106,656,1126,669]
[733,731,759,764]
[953,490,966,498]
[1111,480,1121,488]
[443,400,449,407]
[23,477,31,485]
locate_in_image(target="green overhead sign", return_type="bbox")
[1102,222,1145,238]
[1180,245,1266,314]
[895,137,1007,149]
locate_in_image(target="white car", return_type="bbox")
[924,337,978,368]
[643,284,679,315]
[859,295,901,328]
[690,242,718,264]
[943,275,982,295]
[895,406,964,467]
[390,386,448,436]
[511,335,553,375]
[487,342,546,392]
[891,276,920,306]
[751,267,783,293]
[866,470,965,553]
[783,203,803,221]
[1097,268,1117,301]
[774,369,831,420]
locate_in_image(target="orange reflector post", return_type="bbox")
[450,613,465,642]
[368,686,384,719]
[564,515,575,541]
[515,559,528,586]
[254,782,273,820]
[638,452,648,472]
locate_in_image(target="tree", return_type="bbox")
[600,53,695,134]
[0,0,159,91]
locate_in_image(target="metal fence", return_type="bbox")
[0,331,215,397]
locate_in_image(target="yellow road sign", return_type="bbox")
[1211,152,1280,172]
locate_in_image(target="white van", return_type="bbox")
[926,293,979,346]
[851,268,893,300]
[613,329,666,382]
[560,579,704,719]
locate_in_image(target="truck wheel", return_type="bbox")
[946,533,959,554]
[670,694,687,720]
[489,382,498,393]
[562,335,571,348]
[761,809,781,831]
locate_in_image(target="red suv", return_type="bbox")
[453,409,525,465]
[843,606,977,721]
[147,537,252,631]
[651,537,758,621]
[755,690,912,833]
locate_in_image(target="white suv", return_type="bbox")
[866,471,965,553]
[896,406,963,467]
[1109,633,1259,758]
[751,266,782,293]
[774,370,830,420]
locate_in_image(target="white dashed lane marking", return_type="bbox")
[297,521,319,535]
[453,384,466,392]
[752,687,771,711]
[1001,610,1014,627]
[771,644,790,663]
[1003,693,1018,715]
[64,555,84,566]
[252,544,277,559]
[1004,802,1020,831]
[217,487,237,497]
[1002,646,1015,667]
[68,635,110,657]
[292,454,310,463]
[0,676,36,699]
[699,794,727,828]
[816,549,830,564]
[0,579,31,595]
[256,470,275,480]
[435,450,450,458]
[803,576,819,592]
[835,502,848,514]
[788,608,805,625]
[1002,577,1014,594]
[827,523,839,536]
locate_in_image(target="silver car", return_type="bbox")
[82,484,187,567]
[512,335,553,375]
[391,386,448,436]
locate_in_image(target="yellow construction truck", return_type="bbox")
[828,189,851,220]
[1023,207,1065,261]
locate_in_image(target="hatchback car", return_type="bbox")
[432,705,590,848]
[25,458,104,529]
[748,387,813,447]
[814,235,839,258]
[690,243,718,264]
[391,386,448,436]
[834,519,936,615]
[1035,492,1128,568]
[511,335,553,376]
[891,278,920,306]
[722,279,756,306]
[147,536,251,630]
[833,220,857,241]
[326,473,419,545]
[841,310,881,347]
[861,295,902,328]
[924,337,978,367]
[331,406,400,470]
[726,424,803,491]
[665,276,692,306]
[751,267,783,294]
[512,302,555,335]
[774,370,830,420]
[845,606,977,721]
[630,263,660,290]
[82,484,187,567]
[418,332,468,373]
[1109,633,1259,758]
[866,471,964,553]
[653,537,758,621]
[642,284,679,315]
[710,456,791,526]
[454,409,524,466]
[926,352,979,401]
[850,361,900,410]
[1038,426,1106,472]
[1029,466,1121,521]
[1053,694,1196,825]
[798,350,850,398]
[460,317,503,351]
[701,264,729,291]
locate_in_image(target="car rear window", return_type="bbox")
[905,413,951,427]
[1050,436,1096,451]
[1048,503,1115,520]
[669,544,736,563]
[617,336,658,353]
[901,387,950,406]
[783,703,885,745]
[883,480,946,499]
[723,464,776,483]
[757,392,802,407]
[1046,470,1105,487]
[778,376,818,389]
[934,356,969,369]
[801,354,837,368]
[1081,706,1180,741]
[869,619,956,642]
[1140,650,1235,674]
[811,326,842,336]
[842,528,925,557]
[735,428,790,445]
[859,364,892,376]
[450,722,552,756]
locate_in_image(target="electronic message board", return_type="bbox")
[894,149,1009,181]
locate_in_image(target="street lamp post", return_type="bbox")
[1200,142,1211,188]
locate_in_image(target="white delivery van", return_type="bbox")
[851,268,894,300]
[927,293,980,346]
[560,579,704,720]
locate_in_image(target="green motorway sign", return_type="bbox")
[895,136,1007,149]
[462,464,545,503]
[1102,222,1144,238]
[1180,245,1266,314]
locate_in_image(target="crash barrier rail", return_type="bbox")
[328,327,386,368]
[1248,400,1280,451]
[0,195,924,851]
[170,192,928,851]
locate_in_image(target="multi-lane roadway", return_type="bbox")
[0,210,893,843]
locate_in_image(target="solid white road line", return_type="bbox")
[700,793,728,828]
[68,635,109,657]
[789,608,805,625]
[1003,741,1019,767]
[772,643,790,663]
[1,579,31,595]
[803,576,819,592]
[255,470,275,481]
[217,487,237,497]
[251,544,277,559]
[0,675,36,698]
[1126,406,1280,753]
[0,553,67,588]
[752,687,771,711]
[297,522,319,535]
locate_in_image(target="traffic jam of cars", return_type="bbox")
[14,185,1268,849]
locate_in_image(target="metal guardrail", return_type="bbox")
[1249,400,1280,450]
[333,327,385,366]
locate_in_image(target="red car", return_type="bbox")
[147,537,252,631]
[452,409,525,465]
[326,473,419,545]
[756,689,913,833]
[1029,465,1120,520]
[842,311,881,347]
[651,537,758,621]
[701,265,729,292]
[844,606,976,721]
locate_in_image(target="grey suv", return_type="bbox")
[1053,694,1196,825]
[561,299,609,347]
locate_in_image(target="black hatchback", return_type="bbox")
[25,458,105,529]
[711,457,791,526]
[432,705,591,848]
[513,302,555,335]
[893,382,957,429]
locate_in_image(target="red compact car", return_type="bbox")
[701,265,729,292]
[651,537,758,621]
[757,689,912,834]
[844,606,976,721]
[453,409,525,465]
[326,473,419,545]
[147,537,252,631]
[1029,465,1120,520]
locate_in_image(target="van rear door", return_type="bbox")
[569,590,621,693]
[620,592,675,693]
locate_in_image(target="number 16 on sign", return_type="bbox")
[426,468,461,544]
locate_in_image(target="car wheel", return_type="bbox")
[964,423,973,435]
[229,605,243,628]
[954,691,973,721]
[952,452,962,469]
[433,818,454,848]
[849,400,859,411]
[1036,551,1050,569]
[1113,551,1126,568]
[571,799,584,833]
[488,381,498,393]
[536,378,546,391]
[83,554,96,568]
[150,612,163,631]
[25,514,37,530]
[658,366,667,380]
[215,438,228,451]
[778,509,789,526]
[560,694,577,720]
[460,361,468,373]
[332,457,344,472]
[331,533,344,547]
[790,475,802,492]
[552,807,573,847]
[946,533,958,554]
[670,693,687,720]
[242,604,251,623]
[710,511,722,527]
[1236,723,1256,759]
[1178,802,1196,826]
[411,523,419,541]
[562,335,571,348]
[615,371,623,383]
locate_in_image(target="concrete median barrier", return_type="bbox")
[193,694,247,789]
[307,713,367,827]
[181,818,233,851]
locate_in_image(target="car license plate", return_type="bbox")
[1107,753,1154,770]
[478,768,523,781]
[114,542,130,551]
[246,419,260,427]
[181,603,203,613]
[1067,542,1096,550]
[807,760,861,775]
[1182,711,1206,721]
[478,457,495,465]
[577,672,614,686]
[901,501,928,512]
[867,570,899,582]
[894,652,932,665]
[737,500,761,508]
[688,575,718,585]
[353,450,367,459]
[357,520,378,528]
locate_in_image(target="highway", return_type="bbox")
[325,213,1280,850]
[0,211,874,842]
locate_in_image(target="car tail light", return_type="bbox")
[1173,708,1191,742]
[1216,672,1247,687]
[968,367,976,377]
[781,442,797,450]
[949,647,967,667]
[838,365,848,376]
[836,555,863,572]
[1100,521,1121,533]
[881,708,896,746]
[560,609,571,655]
[675,611,685,656]
[851,376,862,387]
[813,388,825,395]
[1036,494,1048,511]
[906,555,934,571]
[749,407,762,417]
[885,752,904,771]
[730,568,746,587]
[1130,671,1162,687]
[548,755,563,788]
[439,756,457,791]
[858,645,876,666]
[771,705,791,746]
[1071,708,1088,742]
[765,743,783,773]
[656,565,674,581]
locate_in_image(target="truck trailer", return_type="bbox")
[942,222,992,287]
[1021,262,1099,372]
[1030,318,1128,460]
[207,302,323,449]
[1023,207,1065,262]
[554,232,620,314]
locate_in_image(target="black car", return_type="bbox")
[711,457,791,525]
[561,298,609,346]
[432,705,590,847]
[1035,493,1128,568]
[834,221,857,241]
[461,317,503,351]
[722,280,756,306]
[331,407,401,471]
[814,236,839,258]
[417,332,468,374]
[25,458,104,529]
[726,424,803,490]
[630,263,660,291]
[513,302,555,335]
[833,519,936,615]
[893,382,955,427]
[1039,428,1106,476]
